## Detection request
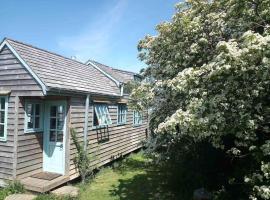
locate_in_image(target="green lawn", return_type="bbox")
[0,152,177,200]
[79,152,176,200]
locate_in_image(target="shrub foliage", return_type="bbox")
[131,0,270,199]
[71,128,96,184]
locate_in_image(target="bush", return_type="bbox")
[131,0,270,199]
[0,181,25,200]
[71,128,96,184]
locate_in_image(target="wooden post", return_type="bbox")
[83,94,90,151]
[13,95,19,179]
[65,97,71,175]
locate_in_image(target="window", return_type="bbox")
[0,96,8,141]
[118,104,127,124]
[93,104,112,127]
[133,111,143,126]
[24,101,43,133]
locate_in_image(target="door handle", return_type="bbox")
[57,144,63,149]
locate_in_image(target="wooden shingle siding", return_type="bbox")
[0,47,43,96]
[69,96,147,179]
[0,46,43,184]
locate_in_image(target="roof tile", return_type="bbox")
[6,39,120,96]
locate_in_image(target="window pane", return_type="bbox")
[35,117,40,129]
[50,131,56,142]
[0,124,4,137]
[57,131,63,142]
[93,110,99,126]
[0,111,5,123]
[0,98,5,110]
[101,115,106,125]
[58,105,64,115]
[27,117,34,129]
[134,111,142,125]
[118,106,121,123]
[50,106,57,117]
[118,105,127,124]
[95,106,102,125]
[57,118,64,130]
[27,103,34,116]
[94,104,111,126]
[25,102,44,132]
[100,106,106,122]
[50,118,56,129]
[35,104,40,115]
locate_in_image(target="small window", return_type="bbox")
[133,111,143,126]
[24,101,43,133]
[93,104,112,127]
[0,96,8,141]
[118,104,127,124]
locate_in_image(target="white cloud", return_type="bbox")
[58,0,127,62]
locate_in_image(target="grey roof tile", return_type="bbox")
[6,39,120,96]
[89,60,137,84]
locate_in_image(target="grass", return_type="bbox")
[79,152,177,200]
[35,194,76,200]
[0,152,178,200]
[0,181,25,200]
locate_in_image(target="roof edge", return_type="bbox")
[91,60,138,75]
[86,60,121,87]
[47,86,121,98]
[0,39,47,95]
[5,38,87,66]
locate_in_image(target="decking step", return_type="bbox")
[21,175,69,193]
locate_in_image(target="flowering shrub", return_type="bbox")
[131,0,270,199]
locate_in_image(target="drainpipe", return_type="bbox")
[120,83,124,96]
[83,94,90,151]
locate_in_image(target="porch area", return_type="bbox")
[20,172,69,193]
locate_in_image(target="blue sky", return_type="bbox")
[0,0,179,72]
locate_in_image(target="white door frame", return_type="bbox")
[43,100,67,175]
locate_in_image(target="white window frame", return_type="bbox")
[0,96,8,141]
[24,101,43,133]
[93,104,112,128]
[117,104,127,125]
[133,111,143,126]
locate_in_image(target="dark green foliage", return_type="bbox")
[123,80,140,95]
[70,128,95,184]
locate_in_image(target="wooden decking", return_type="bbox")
[21,174,69,193]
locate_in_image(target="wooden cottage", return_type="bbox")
[0,38,147,192]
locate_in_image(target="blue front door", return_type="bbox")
[43,101,67,175]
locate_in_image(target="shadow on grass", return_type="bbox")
[109,154,178,200]
[113,157,149,175]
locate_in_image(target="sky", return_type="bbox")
[0,0,180,72]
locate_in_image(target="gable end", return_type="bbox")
[0,40,47,95]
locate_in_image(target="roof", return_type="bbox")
[2,38,120,96]
[87,60,138,84]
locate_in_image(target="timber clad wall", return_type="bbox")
[69,96,147,179]
[16,97,43,179]
[0,46,43,184]
[16,96,69,180]
[0,47,43,96]
[0,44,147,185]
